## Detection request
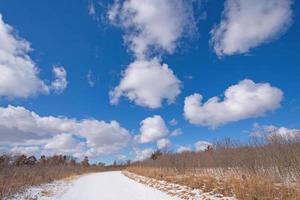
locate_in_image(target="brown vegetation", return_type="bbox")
[0,154,124,199]
[127,139,300,200]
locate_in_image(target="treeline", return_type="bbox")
[128,138,300,200]
[0,154,90,167]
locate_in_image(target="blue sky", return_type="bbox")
[0,0,299,163]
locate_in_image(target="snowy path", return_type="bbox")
[11,171,235,200]
[54,171,180,200]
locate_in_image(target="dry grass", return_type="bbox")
[127,140,300,200]
[127,166,300,200]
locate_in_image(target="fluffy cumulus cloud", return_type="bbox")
[184,79,283,128]
[108,0,195,58]
[0,105,131,158]
[110,58,181,109]
[0,14,67,99]
[195,141,212,152]
[156,138,171,150]
[135,115,169,143]
[134,148,153,161]
[43,134,86,157]
[0,14,48,98]
[211,0,293,56]
[251,123,300,141]
[108,0,195,108]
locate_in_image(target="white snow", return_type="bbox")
[11,171,181,200]
[56,171,181,200]
[6,179,71,200]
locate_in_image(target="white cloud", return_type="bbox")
[184,79,283,128]
[10,146,40,156]
[0,105,131,158]
[134,148,153,161]
[108,1,192,108]
[86,69,95,87]
[251,123,300,141]
[0,14,49,98]
[51,66,68,93]
[108,0,195,58]
[195,141,212,152]
[170,128,182,137]
[169,118,178,126]
[88,1,96,16]
[110,58,181,108]
[43,133,86,156]
[176,146,192,153]
[157,138,171,150]
[0,14,68,99]
[135,115,169,143]
[211,0,293,56]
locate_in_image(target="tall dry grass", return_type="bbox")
[127,139,300,199]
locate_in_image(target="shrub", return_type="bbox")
[127,138,300,200]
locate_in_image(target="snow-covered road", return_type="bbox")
[54,171,180,200]
[11,171,235,200]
